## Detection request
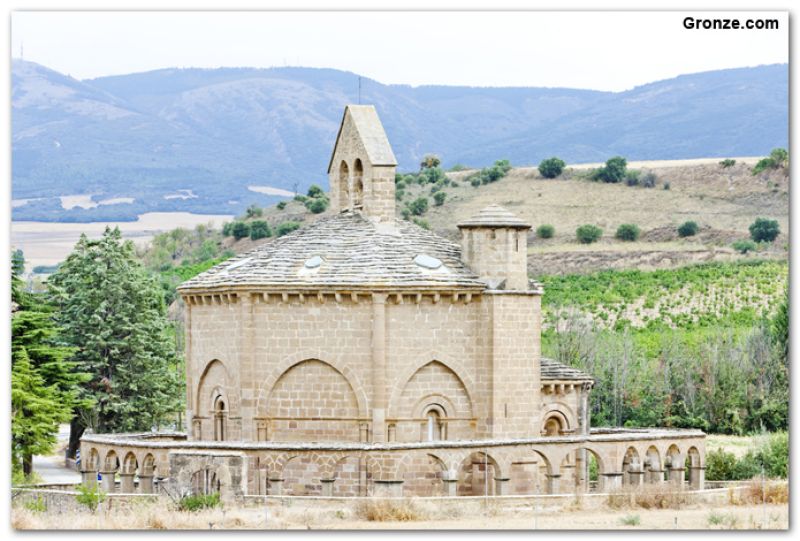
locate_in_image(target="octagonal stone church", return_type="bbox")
[80,106,705,500]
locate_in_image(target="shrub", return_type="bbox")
[620,514,641,526]
[538,157,566,179]
[624,170,640,186]
[720,158,736,168]
[23,496,47,513]
[307,184,324,198]
[412,218,430,230]
[752,148,788,175]
[245,204,263,219]
[536,224,555,239]
[395,189,405,201]
[293,194,308,203]
[407,197,429,216]
[576,224,602,244]
[615,224,640,242]
[401,209,411,220]
[307,198,328,214]
[677,221,699,237]
[433,191,446,206]
[419,166,446,185]
[470,177,481,187]
[705,448,739,481]
[592,156,627,183]
[249,220,271,240]
[641,172,657,188]
[449,164,468,172]
[231,221,251,240]
[221,222,234,237]
[355,499,426,522]
[76,483,106,512]
[662,181,670,190]
[732,240,757,254]
[275,221,301,237]
[276,201,287,210]
[395,179,406,190]
[749,218,780,242]
[178,492,221,512]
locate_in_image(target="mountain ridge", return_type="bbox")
[11,60,788,222]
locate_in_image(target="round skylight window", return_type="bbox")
[413,254,443,270]
[304,255,324,269]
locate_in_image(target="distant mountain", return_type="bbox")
[11,60,788,222]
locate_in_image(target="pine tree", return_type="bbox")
[48,228,183,454]
[12,349,73,476]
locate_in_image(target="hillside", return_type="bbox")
[11,60,787,222]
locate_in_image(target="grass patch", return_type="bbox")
[178,492,221,512]
[354,499,426,522]
[619,514,641,526]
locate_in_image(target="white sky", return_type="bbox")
[10,10,788,91]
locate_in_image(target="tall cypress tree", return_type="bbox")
[48,228,183,455]
[11,250,83,476]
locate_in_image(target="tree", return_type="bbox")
[749,218,780,243]
[419,154,441,170]
[593,156,627,183]
[576,225,602,244]
[677,221,699,238]
[538,157,565,179]
[231,221,251,240]
[307,184,325,198]
[615,224,640,242]
[720,159,736,168]
[433,191,446,206]
[250,220,271,240]
[48,228,182,456]
[12,349,72,476]
[11,250,86,476]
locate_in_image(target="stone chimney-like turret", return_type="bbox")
[457,205,532,290]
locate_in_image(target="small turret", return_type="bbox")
[457,205,531,290]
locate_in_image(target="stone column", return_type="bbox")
[373,480,403,498]
[321,479,335,497]
[601,472,623,492]
[371,293,388,442]
[442,478,458,497]
[138,475,154,494]
[268,478,284,496]
[628,469,645,487]
[669,467,685,489]
[689,466,705,490]
[648,469,665,484]
[100,471,116,493]
[81,471,98,488]
[545,473,561,494]
[494,477,510,496]
[185,298,193,437]
[119,473,135,493]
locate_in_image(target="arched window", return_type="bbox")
[339,161,350,210]
[542,415,564,436]
[353,158,364,208]
[423,405,446,441]
[213,396,227,442]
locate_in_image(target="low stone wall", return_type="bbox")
[80,428,706,499]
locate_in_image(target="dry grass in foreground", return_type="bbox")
[12,482,788,531]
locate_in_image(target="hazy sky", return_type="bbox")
[11,11,789,91]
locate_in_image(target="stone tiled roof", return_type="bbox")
[457,204,532,229]
[540,357,594,382]
[178,212,487,292]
